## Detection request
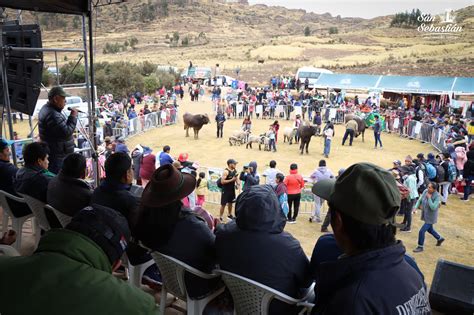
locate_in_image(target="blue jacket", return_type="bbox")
[159,152,173,166]
[312,238,429,314]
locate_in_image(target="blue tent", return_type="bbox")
[452,77,474,95]
[375,75,455,95]
[314,73,381,90]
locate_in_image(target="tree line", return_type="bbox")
[390,9,423,28]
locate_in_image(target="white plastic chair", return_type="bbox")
[0,244,20,256]
[47,205,72,227]
[151,251,225,315]
[0,190,35,250]
[18,193,51,232]
[127,256,155,288]
[214,269,315,315]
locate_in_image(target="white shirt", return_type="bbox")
[324,128,334,140]
[262,167,280,187]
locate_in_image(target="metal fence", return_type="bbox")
[197,166,317,214]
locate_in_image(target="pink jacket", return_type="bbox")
[455,147,467,170]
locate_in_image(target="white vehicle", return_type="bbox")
[204,75,235,87]
[295,67,333,88]
[33,96,88,118]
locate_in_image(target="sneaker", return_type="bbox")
[219,217,224,223]
[400,227,411,233]
[316,218,322,223]
[413,246,424,253]
[287,219,296,224]
[227,214,235,220]
[441,201,446,205]
[309,217,313,223]
[436,238,445,246]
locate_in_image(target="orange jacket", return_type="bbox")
[284,169,305,195]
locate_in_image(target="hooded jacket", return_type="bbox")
[0,229,158,315]
[215,185,312,315]
[38,102,77,159]
[311,240,428,315]
[310,167,334,183]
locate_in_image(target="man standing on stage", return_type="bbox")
[39,86,78,174]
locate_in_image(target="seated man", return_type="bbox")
[92,152,137,219]
[47,153,93,216]
[215,185,312,315]
[92,152,160,288]
[0,204,158,314]
[14,142,61,228]
[0,138,31,217]
[311,163,429,314]
[133,164,220,299]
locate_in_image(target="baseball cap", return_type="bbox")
[393,160,401,166]
[0,138,12,150]
[66,204,131,265]
[48,86,69,98]
[312,163,401,225]
[227,158,238,165]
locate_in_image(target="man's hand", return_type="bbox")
[1,230,17,245]
[70,109,79,117]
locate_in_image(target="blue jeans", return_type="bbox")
[374,132,382,147]
[464,175,474,200]
[324,138,331,156]
[418,223,441,246]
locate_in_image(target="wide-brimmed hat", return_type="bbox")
[141,164,196,208]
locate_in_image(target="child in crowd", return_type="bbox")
[196,172,208,207]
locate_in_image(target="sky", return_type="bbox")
[247,0,473,19]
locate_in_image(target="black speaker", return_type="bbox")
[429,259,474,315]
[0,23,43,115]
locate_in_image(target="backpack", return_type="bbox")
[435,164,445,183]
[415,165,429,192]
[278,193,289,217]
[216,178,223,189]
[425,162,437,180]
[447,162,457,182]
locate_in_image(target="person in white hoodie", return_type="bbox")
[309,160,334,223]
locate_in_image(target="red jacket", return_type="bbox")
[284,169,304,195]
[140,154,156,180]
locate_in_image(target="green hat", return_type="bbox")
[312,162,400,225]
[48,86,68,98]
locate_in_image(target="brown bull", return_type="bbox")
[183,113,210,139]
[344,113,366,142]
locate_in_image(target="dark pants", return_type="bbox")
[342,129,355,145]
[217,123,224,138]
[321,210,331,230]
[463,176,474,200]
[401,198,415,229]
[418,223,441,246]
[287,193,301,221]
[374,132,383,148]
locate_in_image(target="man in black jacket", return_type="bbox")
[0,138,31,217]
[311,163,429,314]
[38,86,78,174]
[215,185,312,315]
[47,153,92,216]
[14,142,61,228]
[91,152,161,288]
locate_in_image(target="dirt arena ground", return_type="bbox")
[6,91,473,287]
